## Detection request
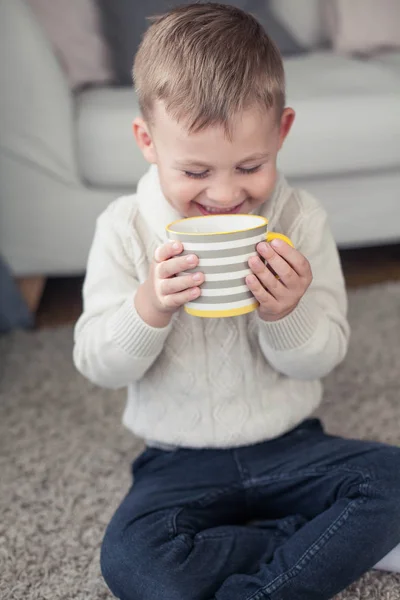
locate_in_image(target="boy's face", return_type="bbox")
[134,102,295,217]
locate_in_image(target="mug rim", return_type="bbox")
[166,213,268,237]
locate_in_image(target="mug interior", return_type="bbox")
[168,214,267,235]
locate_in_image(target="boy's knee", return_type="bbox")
[101,528,158,600]
[100,529,133,599]
[100,524,201,600]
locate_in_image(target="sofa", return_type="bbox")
[0,0,399,280]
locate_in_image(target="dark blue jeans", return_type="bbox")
[101,419,400,600]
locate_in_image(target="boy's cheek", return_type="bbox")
[251,164,277,196]
[171,180,203,204]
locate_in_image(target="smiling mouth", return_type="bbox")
[195,202,244,215]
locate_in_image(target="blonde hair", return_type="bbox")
[133,2,285,133]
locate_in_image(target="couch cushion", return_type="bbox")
[324,0,400,56]
[76,88,148,187]
[278,52,400,178]
[374,51,400,73]
[26,0,113,89]
[97,1,304,87]
[77,52,400,187]
[270,0,328,49]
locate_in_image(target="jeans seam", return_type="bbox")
[246,491,369,600]
[169,507,183,540]
[196,528,282,542]
[245,464,372,488]
[232,448,251,481]
[184,483,243,508]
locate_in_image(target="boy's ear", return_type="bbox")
[278,107,295,150]
[132,117,157,163]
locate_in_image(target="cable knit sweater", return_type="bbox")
[73,166,350,448]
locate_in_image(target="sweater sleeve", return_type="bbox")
[73,202,172,389]
[257,196,350,380]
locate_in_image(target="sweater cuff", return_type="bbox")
[258,296,319,351]
[109,298,172,358]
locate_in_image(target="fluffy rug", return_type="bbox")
[1,282,400,600]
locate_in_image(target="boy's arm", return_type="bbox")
[256,203,350,380]
[73,206,172,389]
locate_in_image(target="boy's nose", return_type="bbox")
[207,183,242,206]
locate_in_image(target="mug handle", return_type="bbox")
[266,231,294,247]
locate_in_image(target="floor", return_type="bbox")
[4,283,400,600]
[35,244,400,328]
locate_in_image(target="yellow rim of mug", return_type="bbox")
[166,214,269,236]
[166,215,294,247]
[184,302,259,318]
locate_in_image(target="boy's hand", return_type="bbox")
[135,241,204,327]
[246,239,312,322]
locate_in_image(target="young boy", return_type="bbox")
[73,4,400,599]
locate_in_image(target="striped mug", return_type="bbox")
[166,214,293,318]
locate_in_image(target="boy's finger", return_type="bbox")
[160,273,204,296]
[163,286,202,310]
[157,253,199,279]
[248,257,284,300]
[154,241,183,263]
[246,273,279,310]
[255,244,297,287]
[268,239,311,278]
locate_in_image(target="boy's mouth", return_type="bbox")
[195,201,244,215]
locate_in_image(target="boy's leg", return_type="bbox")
[100,446,303,600]
[213,419,400,600]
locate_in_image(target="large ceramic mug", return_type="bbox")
[166,214,293,318]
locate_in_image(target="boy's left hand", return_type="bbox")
[246,239,312,322]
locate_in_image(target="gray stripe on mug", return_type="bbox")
[195,291,254,304]
[181,243,257,259]
[185,261,251,274]
[167,224,266,244]
[201,279,246,290]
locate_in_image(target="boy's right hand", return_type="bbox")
[135,241,204,327]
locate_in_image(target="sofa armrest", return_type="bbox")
[0,0,78,182]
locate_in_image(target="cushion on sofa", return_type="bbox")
[269,0,329,49]
[374,51,400,72]
[97,0,304,87]
[26,0,113,89]
[278,52,400,179]
[75,53,400,187]
[76,88,148,187]
[324,0,400,55]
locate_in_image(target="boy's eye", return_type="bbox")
[237,165,261,175]
[184,170,209,179]
[184,165,261,179]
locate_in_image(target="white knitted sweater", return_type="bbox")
[73,166,350,448]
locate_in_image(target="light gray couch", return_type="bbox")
[1,0,399,279]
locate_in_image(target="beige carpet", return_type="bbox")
[1,282,400,600]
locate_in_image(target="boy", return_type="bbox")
[73,4,400,599]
